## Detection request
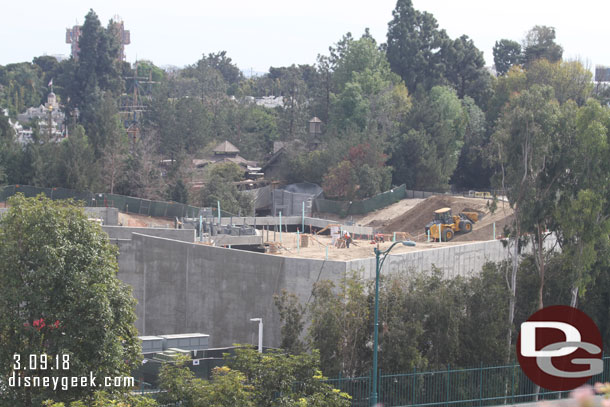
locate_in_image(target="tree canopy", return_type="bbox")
[0,194,140,406]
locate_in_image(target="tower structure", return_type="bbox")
[66,16,130,60]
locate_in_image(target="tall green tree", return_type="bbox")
[390,85,465,189]
[386,0,449,92]
[199,162,253,215]
[0,195,140,406]
[493,39,523,76]
[523,25,563,67]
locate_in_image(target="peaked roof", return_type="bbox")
[213,140,240,154]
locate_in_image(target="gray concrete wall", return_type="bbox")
[117,233,346,347]
[115,235,516,348]
[348,240,510,280]
[213,215,373,235]
[85,207,119,225]
[103,226,195,242]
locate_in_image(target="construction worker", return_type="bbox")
[344,231,351,248]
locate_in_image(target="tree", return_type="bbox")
[274,290,307,355]
[491,85,562,361]
[442,35,492,107]
[552,100,610,306]
[386,0,449,92]
[55,125,98,191]
[523,25,563,67]
[62,10,123,151]
[493,39,522,76]
[322,143,391,200]
[389,85,465,189]
[158,349,350,407]
[0,194,140,406]
[451,97,491,189]
[199,162,253,216]
[227,347,351,407]
[308,277,370,377]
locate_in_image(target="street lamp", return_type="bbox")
[250,318,263,353]
[371,240,415,406]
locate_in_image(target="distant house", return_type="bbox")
[192,141,258,170]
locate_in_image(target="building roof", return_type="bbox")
[309,116,322,123]
[213,140,240,154]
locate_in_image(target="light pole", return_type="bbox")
[250,318,263,353]
[371,240,415,406]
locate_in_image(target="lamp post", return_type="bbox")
[371,240,415,406]
[250,318,263,353]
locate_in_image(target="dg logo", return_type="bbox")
[517,305,603,391]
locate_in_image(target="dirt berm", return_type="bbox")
[369,195,513,242]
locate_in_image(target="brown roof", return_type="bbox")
[213,140,240,154]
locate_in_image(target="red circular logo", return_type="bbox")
[517,305,603,391]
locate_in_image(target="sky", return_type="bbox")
[1,0,608,74]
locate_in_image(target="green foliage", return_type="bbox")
[43,391,158,407]
[322,143,391,200]
[0,62,44,116]
[0,194,140,406]
[283,149,335,186]
[274,290,307,355]
[523,25,563,67]
[493,39,523,76]
[284,267,511,378]
[390,86,465,189]
[227,347,351,407]
[386,0,449,92]
[157,355,208,406]
[451,96,491,189]
[200,162,253,215]
[157,349,350,407]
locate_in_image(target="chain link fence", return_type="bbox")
[313,185,407,217]
[0,185,201,218]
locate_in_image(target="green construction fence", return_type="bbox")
[0,185,201,218]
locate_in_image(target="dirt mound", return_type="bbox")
[371,195,513,242]
[118,212,175,228]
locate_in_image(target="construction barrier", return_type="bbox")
[313,185,407,217]
[0,185,201,218]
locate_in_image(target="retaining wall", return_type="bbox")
[115,234,512,348]
[349,240,510,280]
[102,226,195,242]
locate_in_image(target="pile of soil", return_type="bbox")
[367,195,513,242]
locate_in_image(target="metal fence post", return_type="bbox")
[479,362,483,407]
[413,367,417,405]
[511,365,517,404]
[446,364,450,407]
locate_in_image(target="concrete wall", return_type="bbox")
[348,240,510,280]
[117,233,346,347]
[115,233,515,348]
[103,226,195,242]
[85,207,119,225]
[214,215,373,236]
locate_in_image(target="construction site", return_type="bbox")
[0,191,516,348]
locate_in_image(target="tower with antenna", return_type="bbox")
[120,61,157,142]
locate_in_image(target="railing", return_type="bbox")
[327,358,610,407]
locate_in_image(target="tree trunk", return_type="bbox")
[506,234,519,364]
[570,286,579,307]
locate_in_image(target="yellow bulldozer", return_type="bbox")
[424,208,479,242]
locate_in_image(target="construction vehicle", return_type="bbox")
[424,208,479,242]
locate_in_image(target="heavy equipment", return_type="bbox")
[424,208,479,242]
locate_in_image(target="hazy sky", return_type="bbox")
[1,1,608,73]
